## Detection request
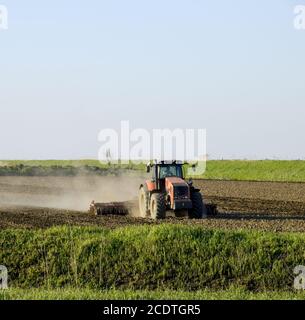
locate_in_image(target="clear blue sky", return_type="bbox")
[0,0,304,159]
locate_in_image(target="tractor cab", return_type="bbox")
[147,161,185,190]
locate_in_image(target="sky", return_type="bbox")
[0,0,304,159]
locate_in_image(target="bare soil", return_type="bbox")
[1,177,305,232]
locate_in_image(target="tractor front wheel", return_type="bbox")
[150,193,166,220]
[139,187,149,218]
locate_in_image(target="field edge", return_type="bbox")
[1,287,305,300]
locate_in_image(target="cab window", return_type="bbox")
[159,165,183,179]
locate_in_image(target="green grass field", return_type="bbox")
[1,288,304,300]
[1,159,305,182]
[200,160,305,182]
[1,224,305,297]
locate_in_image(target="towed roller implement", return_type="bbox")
[89,201,132,216]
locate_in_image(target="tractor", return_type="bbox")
[138,161,217,219]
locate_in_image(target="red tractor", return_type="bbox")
[138,161,217,219]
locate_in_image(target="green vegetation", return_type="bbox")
[0,160,145,176]
[1,225,304,292]
[1,160,305,182]
[198,160,305,182]
[1,287,305,300]
[0,160,145,170]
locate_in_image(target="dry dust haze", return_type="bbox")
[0,174,146,211]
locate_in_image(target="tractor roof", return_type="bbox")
[148,160,185,166]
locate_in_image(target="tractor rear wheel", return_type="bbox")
[189,192,207,219]
[150,193,166,220]
[139,187,149,218]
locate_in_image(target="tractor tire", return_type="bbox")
[139,187,150,218]
[150,193,166,220]
[189,192,207,219]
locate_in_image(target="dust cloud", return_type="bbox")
[0,174,146,211]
